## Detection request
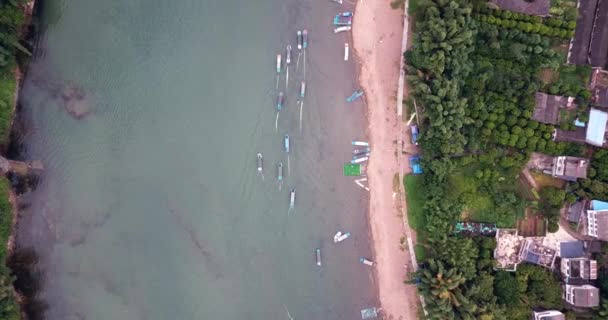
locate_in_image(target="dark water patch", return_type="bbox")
[7,247,48,320]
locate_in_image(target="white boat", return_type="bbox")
[276,54,282,73]
[286,45,292,65]
[257,153,263,172]
[316,248,322,266]
[352,141,369,146]
[360,257,374,266]
[331,0,343,3]
[333,231,351,243]
[297,30,303,50]
[333,26,351,34]
[351,156,368,164]
[289,188,295,209]
[344,43,349,61]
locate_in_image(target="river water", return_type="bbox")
[14,0,376,319]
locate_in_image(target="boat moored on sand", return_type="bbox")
[333,26,351,33]
[344,43,349,61]
[333,12,353,26]
[346,89,364,102]
[333,231,351,243]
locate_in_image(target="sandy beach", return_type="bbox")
[353,1,420,319]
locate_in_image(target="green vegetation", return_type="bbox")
[405,0,581,318]
[0,178,19,320]
[404,174,425,232]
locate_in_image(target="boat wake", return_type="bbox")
[275,112,279,132]
[287,154,291,176]
[299,101,303,133]
[278,181,283,191]
[296,52,301,72]
[303,50,306,77]
[285,67,289,90]
[284,305,295,320]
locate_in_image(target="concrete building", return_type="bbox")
[564,284,600,308]
[561,257,598,281]
[551,156,589,181]
[532,93,575,125]
[533,310,565,320]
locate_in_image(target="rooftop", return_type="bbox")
[533,310,565,320]
[589,0,608,67]
[559,241,584,258]
[586,108,608,146]
[566,200,588,223]
[566,285,600,307]
[519,238,556,268]
[552,156,589,181]
[593,87,608,108]
[490,0,550,16]
[533,93,575,124]
[494,229,523,271]
[568,0,600,65]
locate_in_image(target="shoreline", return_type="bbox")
[352,1,419,319]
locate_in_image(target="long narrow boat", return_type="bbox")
[333,231,351,243]
[351,156,368,164]
[353,152,370,160]
[300,81,306,98]
[333,12,353,26]
[297,30,303,50]
[276,54,282,73]
[257,153,263,173]
[286,45,292,65]
[290,188,296,209]
[344,43,349,61]
[359,257,374,266]
[284,134,290,153]
[303,29,308,49]
[277,92,284,110]
[333,26,351,33]
[277,162,283,181]
[346,89,364,102]
[352,141,369,146]
[316,248,322,267]
[353,147,371,154]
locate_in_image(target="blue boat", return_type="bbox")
[284,134,290,153]
[277,92,284,110]
[303,29,308,49]
[346,90,364,102]
[333,12,353,26]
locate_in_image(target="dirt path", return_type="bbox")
[353,1,420,319]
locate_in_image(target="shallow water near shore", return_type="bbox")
[14,0,377,319]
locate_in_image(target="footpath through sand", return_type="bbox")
[353,0,420,319]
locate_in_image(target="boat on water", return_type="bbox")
[344,43,349,61]
[316,248,322,267]
[352,141,369,146]
[257,153,263,173]
[277,92,284,110]
[333,12,353,26]
[284,134,290,153]
[353,147,371,154]
[331,0,343,4]
[290,188,296,209]
[351,156,368,164]
[360,257,374,266]
[276,54,282,73]
[346,89,364,102]
[286,45,292,65]
[297,30,303,50]
[333,231,351,243]
[303,29,308,49]
[277,162,283,181]
[353,152,370,160]
[300,81,306,98]
[333,26,351,33]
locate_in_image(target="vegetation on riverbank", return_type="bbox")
[404,0,590,318]
[0,0,34,318]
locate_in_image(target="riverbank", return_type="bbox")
[352,1,419,319]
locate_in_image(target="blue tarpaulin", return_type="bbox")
[586,109,608,146]
[592,200,608,210]
[409,156,422,175]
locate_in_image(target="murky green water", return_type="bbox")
[15,0,377,319]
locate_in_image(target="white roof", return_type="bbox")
[586,108,608,146]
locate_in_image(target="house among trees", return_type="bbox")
[555,108,608,147]
[494,229,558,270]
[566,200,588,223]
[568,0,608,67]
[490,0,550,16]
[563,284,600,308]
[532,92,575,124]
[550,156,589,181]
[580,200,608,240]
[560,257,598,282]
[532,310,565,320]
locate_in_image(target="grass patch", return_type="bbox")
[0,68,16,146]
[404,174,425,232]
[558,64,591,88]
[390,0,405,9]
[414,244,426,261]
[530,171,566,189]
